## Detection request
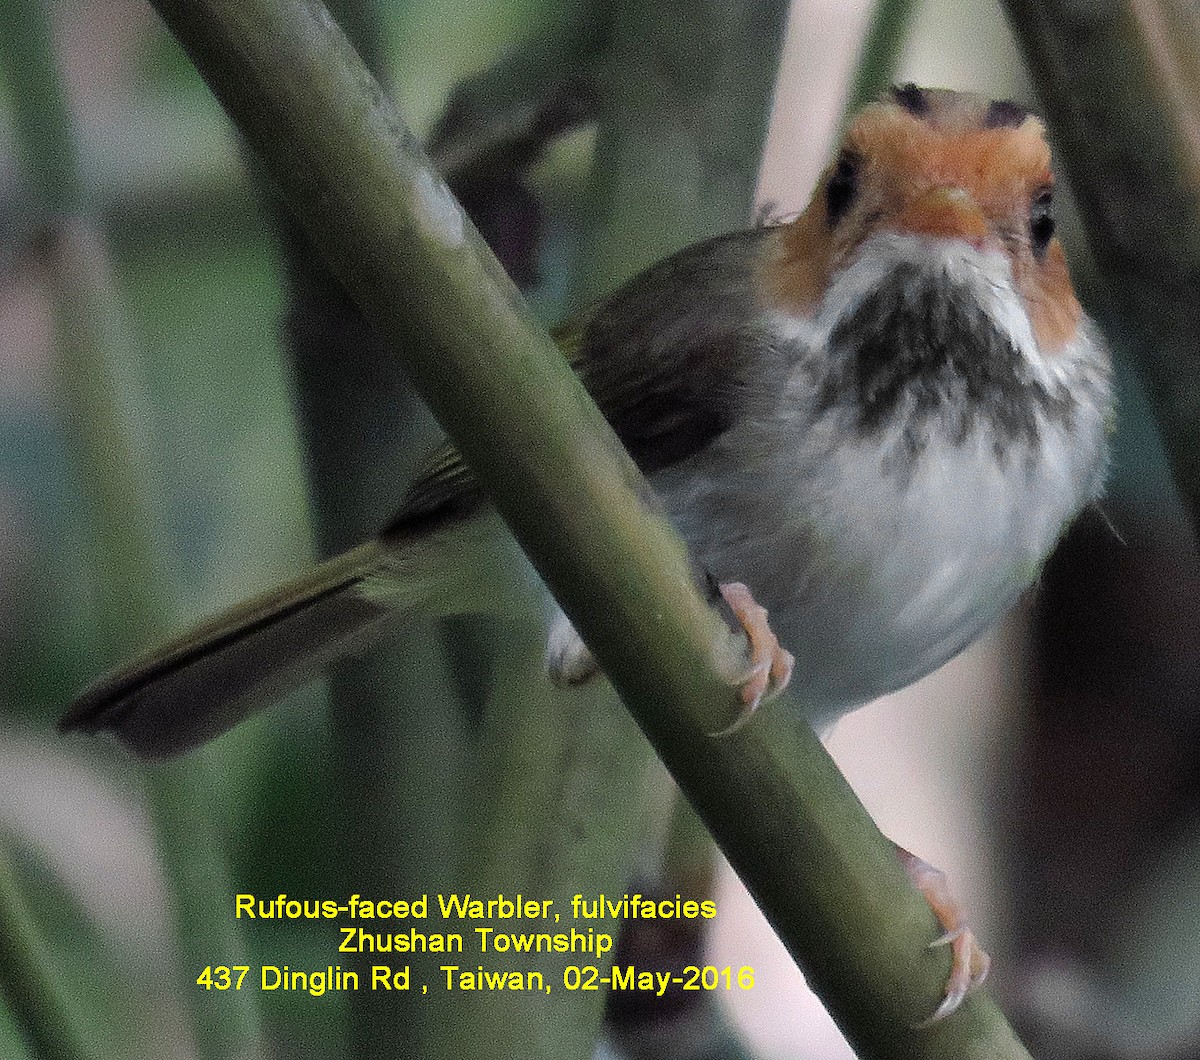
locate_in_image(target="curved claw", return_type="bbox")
[917,984,969,1030]
[895,845,992,1026]
[929,927,966,949]
[914,928,990,1027]
[715,582,794,732]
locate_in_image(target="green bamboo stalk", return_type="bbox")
[138,0,1034,1055]
[411,12,797,1053]
[44,214,267,1060]
[0,6,117,1059]
[1,3,265,1056]
[354,7,633,1057]
[573,0,789,299]
[324,0,383,74]
[0,0,79,215]
[0,847,94,1060]
[606,795,758,1060]
[428,625,644,1060]
[843,0,921,119]
[43,223,262,1060]
[273,4,444,1057]
[999,0,1200,534]
[276,6,615,1056]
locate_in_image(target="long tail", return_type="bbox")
[59,514,515,759]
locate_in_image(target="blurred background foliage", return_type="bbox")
[1,1,1199,1058]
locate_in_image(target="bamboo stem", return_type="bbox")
[0,847,94,1060]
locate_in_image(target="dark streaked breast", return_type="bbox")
[816,263,1074,467]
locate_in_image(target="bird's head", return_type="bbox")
[761,84,1081,359]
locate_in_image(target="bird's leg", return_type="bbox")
[716,581,794,725]
[547,581,793,726]
[894,844,991,1024]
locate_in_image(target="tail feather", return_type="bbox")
[60,540,410,759]
[61,508,524,759]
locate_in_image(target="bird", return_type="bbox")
[60,85,1113,1020]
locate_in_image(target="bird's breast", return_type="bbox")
[652,282,1110,729]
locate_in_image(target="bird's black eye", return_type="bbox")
[1030,187,1055,258]
[826,152,860,226]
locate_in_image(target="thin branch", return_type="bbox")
[141,0,1034,1055]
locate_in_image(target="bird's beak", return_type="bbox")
[888,186,991,251]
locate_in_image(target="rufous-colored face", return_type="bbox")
[761,85,1081,353]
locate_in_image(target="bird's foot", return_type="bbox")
[714,582,794,733]
[895,844,991,1025]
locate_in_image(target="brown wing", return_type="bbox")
[388,228,774,531]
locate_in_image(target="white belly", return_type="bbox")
[653,392,1106,729]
